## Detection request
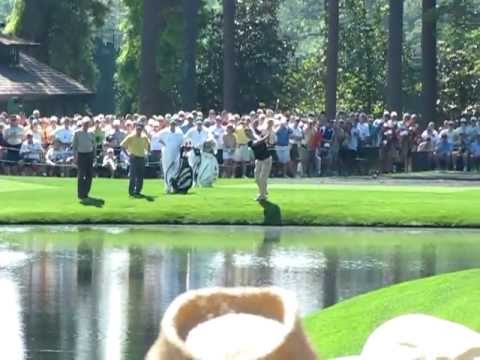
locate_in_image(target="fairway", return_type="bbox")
[0,178,56,192]
[1,176,480,226]
[304,269,480,359]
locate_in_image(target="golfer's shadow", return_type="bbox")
[258,200,282,226]
[80,197,106,208]
[135,194,157,202]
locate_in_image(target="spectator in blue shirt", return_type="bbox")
[435,133,453,170]
[275,119,292,177]
[181,113,194,134]
[470,134,480,171]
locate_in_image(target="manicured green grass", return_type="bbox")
[1,176,480,226]
[304,269,480,359]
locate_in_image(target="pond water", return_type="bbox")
[0,226,479,360]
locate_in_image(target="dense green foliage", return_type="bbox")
[0,0,13,23]
[304,269,480,358]
[5,0,109,88]
[437,0,480,114]
[117,0,295,113]
[338,0,388,113]
[2,176,480,226]
[2,0,480,115]
[116,0,197,113]
[115,0,143,113]
[197,0,294,111]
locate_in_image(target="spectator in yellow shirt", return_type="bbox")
[235,119,252,177]
[121,122,150,197]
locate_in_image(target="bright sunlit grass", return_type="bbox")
[304,269,480,359]
[1,176,480,226]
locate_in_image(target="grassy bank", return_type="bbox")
[1,176,480,226]
[304,269,480,359]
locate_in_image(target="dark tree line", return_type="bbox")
[4,0,479,119]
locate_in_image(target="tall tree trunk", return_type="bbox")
[182,0,200,111]
[387,0,403,114]
[422,0,437,125]
[325,0,339,121]
[139,0,163,116]
[223,0,236,112]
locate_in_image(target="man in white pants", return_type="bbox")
[159,119,185,193]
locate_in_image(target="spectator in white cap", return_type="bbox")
[210,115,225,167]
[181,113,195,134]
[185,119,211,179]
[19,131,44,176]
[54,117,73,150]
[102,147,117,178]
[109,119,126,150]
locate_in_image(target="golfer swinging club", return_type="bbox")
[249,118,276,202]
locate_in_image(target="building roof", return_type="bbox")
[0,52,93,101]
[0,34,39,47]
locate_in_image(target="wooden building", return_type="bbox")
[0,34,94,115]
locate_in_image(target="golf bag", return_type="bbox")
[196,152,219,187]
[170,147,193,194]
[191,148,202,185]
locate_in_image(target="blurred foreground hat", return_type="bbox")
[146,287,316,360]
[338,314,480,360]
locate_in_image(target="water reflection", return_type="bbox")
[0,273,26,360]
[0,226,479,360]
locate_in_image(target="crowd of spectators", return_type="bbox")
[1,108,480,178]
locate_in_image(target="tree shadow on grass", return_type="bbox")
[258,200,282,226]
[80,197,105,208]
